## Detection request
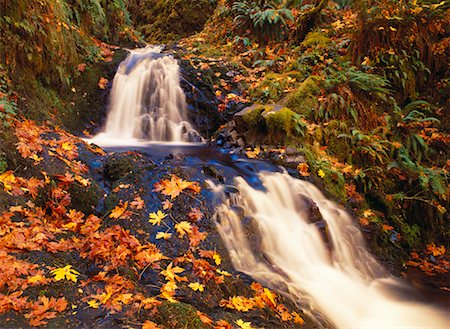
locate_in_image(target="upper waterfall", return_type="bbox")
[91,46,201,145]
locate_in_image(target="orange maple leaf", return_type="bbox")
[109,202,129,219]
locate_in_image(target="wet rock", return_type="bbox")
[285,155,306,164]
[285,147,299,156]
[104,156,133,181]
[202,165,224,182]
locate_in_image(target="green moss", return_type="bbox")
[156,301,209,329]
[69,180,103,214]
[264,107,296,135]
[104,156,134,181]
[285,75,322,118]
[250,73,287,102]
[242,105,266,127]
[301,31,331,48]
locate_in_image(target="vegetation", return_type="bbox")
[0,0,449,327]
[185,0,449,257]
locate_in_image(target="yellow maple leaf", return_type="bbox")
[363,209,375,218]
[188,282,205,292]
[160,262,185,282]
[29,154,43,163]
[318,169,326,178]
[87,300,100,309]
[156,231,172,240]
[0,171,16,191]
[216,269,232,277]
[50,265,80,282]
[61,141,74,151]
[149,210,167,226]
[235,319,253,329]
[263,288,277,308]
[175,221,192,237]
[245,147,260,159]
[213,252,222,265]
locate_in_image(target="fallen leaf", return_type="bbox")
[188,282,205,292]
[175,221,192,237]
[149,210,167,226]
[50,265,80,282]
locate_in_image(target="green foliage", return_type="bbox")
[338,129,390,166]
[232,0,294,43]
[0,67,17,127]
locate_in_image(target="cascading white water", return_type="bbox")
[213,172,449,328]
[91,46,200,145]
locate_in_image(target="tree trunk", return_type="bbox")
[295,0,330,43]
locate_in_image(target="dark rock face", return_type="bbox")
[176,53,249,139]
[295,194,333,253]
[104,155,134,181]
[127,0,217,42]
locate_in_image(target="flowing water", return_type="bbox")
[89,47,449,328]
[91,45,200,145]
[212,173,449,328]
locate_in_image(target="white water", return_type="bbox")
[90,46,200,145]
[213,172,449,328]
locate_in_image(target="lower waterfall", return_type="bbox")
[212,172,448,328]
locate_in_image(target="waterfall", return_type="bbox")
[91,46,201,145]
[212,172,449,328]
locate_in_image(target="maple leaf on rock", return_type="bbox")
[188,282,205,292]
[149,210,167,226]
[160,262,185,282]
[153,175,201,199]
[50,265,80,282]
[109,202,129,219]
[188,207,204,222]
[131,196,145,210]
[235,319,253,329]
[155,231,172,240]
[162,200,173,210]
[88,300,100,309]
[175,221,192,237]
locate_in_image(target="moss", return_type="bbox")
[250,73,288,102]
[301,31,331,48]
[264,107,296,135]
[104,156,134,181]
[285,75,322,118]
[69,180,103,214]
[242,105,266,127]
[156,301,209,329]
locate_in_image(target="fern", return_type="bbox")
[232,0,294,43]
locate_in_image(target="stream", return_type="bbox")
[88,46,449,328]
